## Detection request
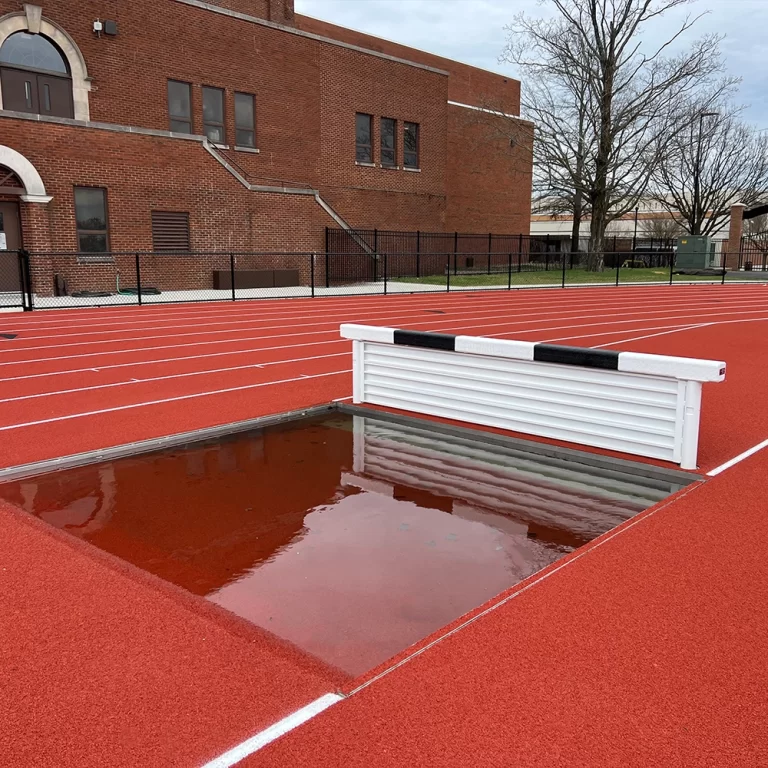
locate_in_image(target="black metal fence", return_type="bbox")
[326,227,683,262]
[0,249,33,311]
[739,232,768,271]
[0,248,741,311]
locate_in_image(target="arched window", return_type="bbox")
[0,31,73,118]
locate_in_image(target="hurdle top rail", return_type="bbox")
[340,324,726,470]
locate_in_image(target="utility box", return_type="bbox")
[676,236,712,268]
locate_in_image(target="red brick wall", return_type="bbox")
[204,0,295,25]
[445,107,533,233]
[295,15,521,115]
[0,0,533,294]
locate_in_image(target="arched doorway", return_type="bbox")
[0,30,73,118]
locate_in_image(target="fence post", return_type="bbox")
[17,251,30,311]
[416,230,421,278]
[135,253,143,305]
[454,231,458,275]
[22,250,33,310]
[311,252,315,298]
[615,247,620,287]
[446,254,451,293]
[229,252,236,301]
[669,250,674,285]
[561,247,566,288]
[383,251,388,296]
[722,262,727,285]
[506,251,512,290]
[325,250,330,289]
[487,232,492,275]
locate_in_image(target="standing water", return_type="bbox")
[0,411,688,677]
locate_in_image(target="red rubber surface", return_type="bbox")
[254,449,768,767]
[1,284,767,766]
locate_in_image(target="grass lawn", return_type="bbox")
[395,268,720,288]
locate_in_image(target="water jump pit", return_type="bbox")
[0,405,695,679]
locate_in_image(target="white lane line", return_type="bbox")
[5,303,766,366]
[8,282,758,332]
[201,693,343,768]
[0,352,350,404]
[0,339,348,382]
[707,439,768,477]
[589,315,768,348]
[11,289,765,340]
[8,286,767,341]
[12,295,768,353]
[0,369,351,432]
[591,324,712,347]
[0,331,349,371]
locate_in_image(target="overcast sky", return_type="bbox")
[295,0,768,129]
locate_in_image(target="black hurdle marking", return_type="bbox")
[533,344,620,370]
[393,330,456,351]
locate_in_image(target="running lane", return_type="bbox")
[248,446,768,768]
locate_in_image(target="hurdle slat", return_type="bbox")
[341,324,726,469]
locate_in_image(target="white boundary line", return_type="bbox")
[0,369,351,432]
[707,439,768,476]
[4,314,768,405]
[8,295,768,353]
[4,304,767,367]
[0,352,350,405]
[6,283,763,332]
[201,693,343,768]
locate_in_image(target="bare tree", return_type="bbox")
[502,0,734,269]
[650,108,768,235]
[745,212,768,236]
[639,215,684,240]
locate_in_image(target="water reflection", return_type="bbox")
[0,413,686,676]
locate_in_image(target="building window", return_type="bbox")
[202,86,226,144]
[167,80,192,134]
[152,211,190,251]
[0,32,73,118]
[404,122,420,169]
[234,92,256,148]
[74,187,109,253]
[380,117,396,167]
[355,113,372,163]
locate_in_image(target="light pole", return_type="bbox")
[692,111,718,235]
[632,206,639,251]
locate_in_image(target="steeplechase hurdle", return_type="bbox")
[340,324,726,470]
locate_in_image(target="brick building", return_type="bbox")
[0,0,532,294]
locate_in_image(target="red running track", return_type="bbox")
[1,284,768,767]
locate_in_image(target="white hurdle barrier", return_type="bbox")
[340,324,726,470]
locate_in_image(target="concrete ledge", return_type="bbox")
[0,110,205,142]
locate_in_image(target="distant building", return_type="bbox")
[530,197,730,253]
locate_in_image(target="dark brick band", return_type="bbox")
[533,344,620,370]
